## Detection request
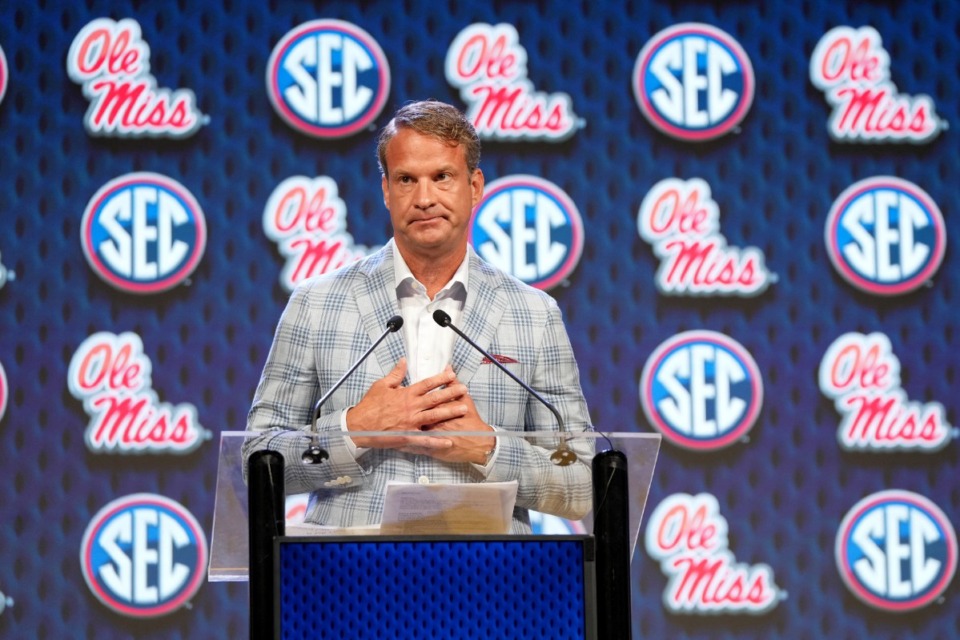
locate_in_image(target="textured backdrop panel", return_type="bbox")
[0,1,956,638]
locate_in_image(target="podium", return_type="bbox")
[208,431,660,639]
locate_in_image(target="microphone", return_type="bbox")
[432,309,578,466]
[301,315,404,464]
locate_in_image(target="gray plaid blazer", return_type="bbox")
[244,241,594,532]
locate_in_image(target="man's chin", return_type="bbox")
[398,233,466,258]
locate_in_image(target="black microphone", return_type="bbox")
[301,315,404,464]
[432,309,578,466]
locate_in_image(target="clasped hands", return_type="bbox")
[345,358,495,464]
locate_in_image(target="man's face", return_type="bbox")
[381,128,484,262]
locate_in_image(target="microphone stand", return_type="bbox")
[302,315,404,464]
[431,309,578,466]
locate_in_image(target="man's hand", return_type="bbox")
[411,374,496,464]
[345,359,467,451]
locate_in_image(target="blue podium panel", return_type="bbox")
[274,535,596,640]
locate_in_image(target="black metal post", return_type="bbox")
[592,449,631,639]
[248,450,285,639]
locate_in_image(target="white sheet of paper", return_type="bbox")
[380,480,519,535]
[284,522,381,537]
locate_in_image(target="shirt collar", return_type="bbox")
[392,239,469,302]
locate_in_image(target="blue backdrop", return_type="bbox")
[0,1,956,638]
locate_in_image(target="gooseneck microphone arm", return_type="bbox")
[431,309,578,466]
[301,315,404,464]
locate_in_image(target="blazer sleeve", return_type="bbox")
[481,297,595,520]
[241,281,372,495]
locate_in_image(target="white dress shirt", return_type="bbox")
[392,248,468,382]
[341,246,494,465]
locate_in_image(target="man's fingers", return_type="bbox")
[418,402,468,426]
[399,436,453,453]
[382,357,407,387]
[409,366,456,395]
[424,382,467,407]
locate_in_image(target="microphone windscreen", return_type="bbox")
[432,309,451,327]
[387,315,404,331]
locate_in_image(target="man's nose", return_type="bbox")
[413,180,436,208]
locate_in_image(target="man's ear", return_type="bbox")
[470,169,485,207]
[381,174,389,209]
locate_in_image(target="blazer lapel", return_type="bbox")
[354,243,408,381]
[452,249,505,385]
[355,243,505,386]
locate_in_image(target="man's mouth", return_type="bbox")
[412,215,445,224]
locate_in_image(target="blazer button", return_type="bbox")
[417,475,430,485]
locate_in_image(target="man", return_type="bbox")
[245,100,593,532]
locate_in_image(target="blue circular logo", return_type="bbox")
[81,172,206,294]
[640,330,763,450]
[0,360,7,423]
[825,177,945,296]
[470,175,583,290]
[836,490,957,611]
[267,19,390,138]
[80,493,208,618]
[634,23,754,141]
[0,44,8,106]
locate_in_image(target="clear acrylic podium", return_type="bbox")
[208,430,660,640]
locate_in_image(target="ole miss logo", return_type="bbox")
[634,23,754,141]
[646,493,782,614]
[836,490,957,612]
[810,26,942,143]
[445,22,581,141]
[470,175,583,290]
[818,331,953,452]
[825,177,945,296]
[81,173,206,294]
[67,331,209,454]
[80,494,207,617]
[66,18,206,138]
[266,20,390,138]
[638,177,774,296]
[262,175,375,291]
[641,331,763,450]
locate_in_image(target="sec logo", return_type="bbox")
[836,490,957,612]
[0,359,7,423]
[633,23,754,141]
[266,19,390,138]
[81,173,206,294]
[640,330,763,450]
[0,44,8,106]
[825,176,945,296]
[80,493,207,618]
[470,175,583,290]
